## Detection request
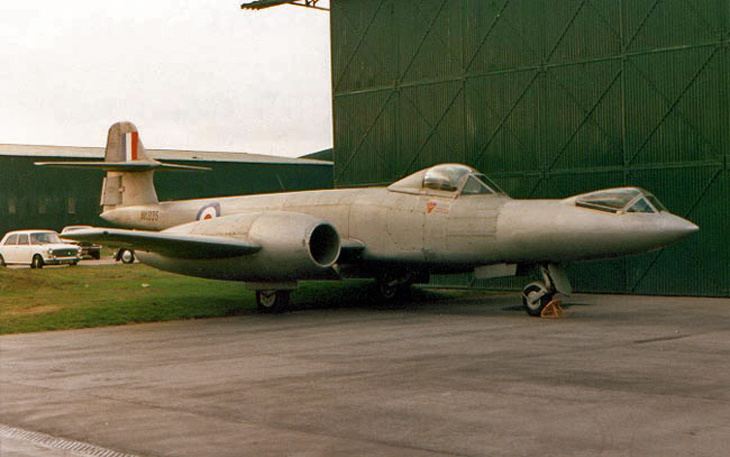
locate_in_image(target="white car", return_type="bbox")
[60,225,103,260]
[0,230,81,269]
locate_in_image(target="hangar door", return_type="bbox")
[330,0,729,296]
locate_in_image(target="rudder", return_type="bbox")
[101,122,158,210]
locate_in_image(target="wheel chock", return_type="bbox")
[541,299,564,319]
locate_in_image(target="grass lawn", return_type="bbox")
[0,264,258,334]
[0,264,456,335]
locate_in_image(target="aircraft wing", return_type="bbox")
[64,228,260,259]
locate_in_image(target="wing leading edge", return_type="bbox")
[65,228,260,259]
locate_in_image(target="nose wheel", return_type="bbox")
[521,281,554,316]
[521,264,571,317]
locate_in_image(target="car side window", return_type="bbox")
[17,234,29,245]
[4,234,18,245]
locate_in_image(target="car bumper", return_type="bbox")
[44,257,80,265]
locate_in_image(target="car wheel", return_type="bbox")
[120,249,135,264]
[0,255,5,267]
[31,255,44,269]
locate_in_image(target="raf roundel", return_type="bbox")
[196,202,221,221]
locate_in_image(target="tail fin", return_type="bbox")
[101,122,158,210]
[36,121,209,211]
[105,121,152,163]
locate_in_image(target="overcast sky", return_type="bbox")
[0,1,332,157]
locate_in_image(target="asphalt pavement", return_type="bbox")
[1,291,728,456]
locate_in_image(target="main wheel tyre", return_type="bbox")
[120,249,135,264]
[522,281,554,317]
[256,290,290,314]
[375,273,413,302]
[31,255,44,270]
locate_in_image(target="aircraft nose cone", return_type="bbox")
[664,215,699,241]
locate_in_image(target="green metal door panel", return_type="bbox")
[397,81,465,174]
[488,174,541,199]
[331,0,730,296]
[622,0,722,52]
[624,46,725,166]
[0,157,105,234]
[723,45,730,163]
[465,70,541,173]
[625,166,728,296]
[396,0,463,83]
[534,170,624,199]
[333,89,398,186]
[541,60,624,170]
[464,0,543,74]
[544,0,621,64]
[331,0,397,94]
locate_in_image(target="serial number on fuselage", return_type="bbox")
[140,210,160,222]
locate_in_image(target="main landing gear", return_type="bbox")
[375,271,427,302]
[376,273,412,301]
[521,264,572,317]
[255,290,291,313]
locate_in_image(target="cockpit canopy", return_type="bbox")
[388,164,504,197]
[575,187,666,214]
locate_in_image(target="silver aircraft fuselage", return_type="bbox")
[100,181,697,280]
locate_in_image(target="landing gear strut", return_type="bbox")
[256,290,290,313]
[521,264,570,317]
[375,271,418,301]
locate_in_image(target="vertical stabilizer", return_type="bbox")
[35,121,209,213]
[101,122,159,210]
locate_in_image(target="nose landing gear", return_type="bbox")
[522,281,553,316]
[521,264,571,317]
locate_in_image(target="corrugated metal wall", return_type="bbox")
[0,156,333,235]
[331,0,729,296]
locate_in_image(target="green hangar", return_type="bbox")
[244,0,728,297]
[0,144,333,237]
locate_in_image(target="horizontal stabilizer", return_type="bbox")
[64,228,260,259]
[34,160,210,172]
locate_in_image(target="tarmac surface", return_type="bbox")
[1,291,728,457]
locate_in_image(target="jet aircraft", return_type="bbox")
[38,122,699,315]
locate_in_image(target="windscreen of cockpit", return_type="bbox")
[576,188,665,213]
[461,173,503,195]
[422,165,503,195]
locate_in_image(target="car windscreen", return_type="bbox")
[30,232,62,245]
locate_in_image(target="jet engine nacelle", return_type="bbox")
[140,211,341,281]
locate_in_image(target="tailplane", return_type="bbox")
[36,121,208,211]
